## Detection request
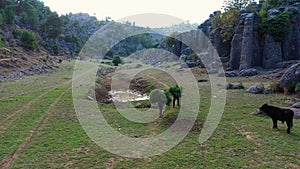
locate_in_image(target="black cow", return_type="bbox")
[259,104,294,134]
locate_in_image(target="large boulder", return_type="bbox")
[278,63,300,91]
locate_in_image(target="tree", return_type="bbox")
[165,32,178,51]
[211,0,254,42]
[222,0,254,11]
[4,5,14,25]
[20,29,38,50]
[0,13,3,26]
[212,8,240,42]
[168,85,182,108]
[43,13,63,39]
[112,56,122,66]
[150,89,169,117]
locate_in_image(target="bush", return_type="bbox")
[0,13,3,26]
[212,8,240,42]
[165,32,178,51]
[295,82,300,93]
[20,30,38,50]
[0,38,5,47]
[260,11,295,42]
[49,42,60,55]
[112,56,122,66]
[269,81,281,93]
[12,28,22,38]
[64,34,79,44]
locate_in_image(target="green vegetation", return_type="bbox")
[168,84,182,108]
[0,63,299,168]
[112,56,122,66]
[43,13,63,39]
[295,82,300,93]
[165,32,178,51]
[20,29,38,50]
[210,0,254,42]
[260,11,295,42]
[212,8,240,42]
[48,42,60,55]
[222,0,254,11]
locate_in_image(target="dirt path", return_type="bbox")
[1,87,71,169]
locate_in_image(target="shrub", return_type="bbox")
[64,34,79,44]
[269,81,281,93]
[295,82,300,93]
[260,11,295,42]
[0,13,3,26]
[49,42,60,55]
[165,32,178,51]
[12,28,22,38]
[0,38,5,47]
[20,30,38,50]
[164,91,172,106]
[112,56,122,66]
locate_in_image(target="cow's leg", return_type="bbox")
[286,121,291,134]
[272,119,278,129]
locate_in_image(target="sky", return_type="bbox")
[41,0,225,27]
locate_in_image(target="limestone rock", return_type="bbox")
[292,102,300,108]
[239,68,258,77]
[278,63,300,92]
[225,71,239,77]
[247,85,264,94]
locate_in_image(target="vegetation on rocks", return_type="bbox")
[260,11,296,42]
[20,29,37,50]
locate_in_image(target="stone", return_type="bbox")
[21,56,28,61]
[227,83,245,89]
[267,9,280,18]
[225,71,239,77]
[278,63,300,92]
[239,68,258,77]
[263,88,273,94]
[292,102,300,108]
[247,85,263,94]
[87,96,94,101]
[240,13,255,70]
[263,34,283,69]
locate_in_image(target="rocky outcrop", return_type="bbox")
[198,1,300,70]
[278,63,300,92]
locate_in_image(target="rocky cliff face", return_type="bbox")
[198,0,300,70]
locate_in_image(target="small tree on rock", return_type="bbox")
[112,56,122,66]
[169,85,182,108]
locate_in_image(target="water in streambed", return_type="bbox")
[109,89,149,102]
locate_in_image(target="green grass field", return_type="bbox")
[0,61,299,168]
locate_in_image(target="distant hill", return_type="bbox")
[152,22,199,35]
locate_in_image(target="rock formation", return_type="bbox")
[198,0,300,70]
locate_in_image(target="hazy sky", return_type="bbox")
[41,0,225,27]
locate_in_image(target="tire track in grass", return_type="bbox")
[1,87,71,169]
[0,89,52,131]
[0,79,72,102]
